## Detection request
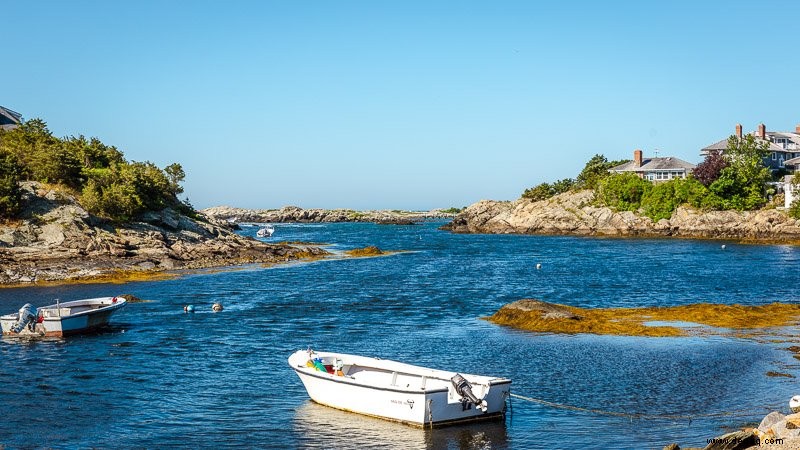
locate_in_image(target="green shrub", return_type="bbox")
[640,178,708,221]
[522,182,555,201]
[0,118,192,222]
[596,173,651,211]
[0,149,22,218]
[522,178,574,201]
[575,155,628,190]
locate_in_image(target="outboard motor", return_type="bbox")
[451,373,488,412]
[11,303,37,333]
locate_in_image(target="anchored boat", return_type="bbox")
[256,225,275,238]
[1,296,127,337]
[288,349,511,427]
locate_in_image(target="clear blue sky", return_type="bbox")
[4,1,800,210]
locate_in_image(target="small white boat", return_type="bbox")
[1,296,127,337]
[288,349,511,427]
[257,225,275,238]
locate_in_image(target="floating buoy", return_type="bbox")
[721,245,726,250]
[790,395,800,413]
[212,302,223,312]
[184,305,195,313]
[536,263,542,270]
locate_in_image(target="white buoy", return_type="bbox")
[536,263,542,270]
[212,303,223,312]
[721,244,726,250]
[790,395,800,413]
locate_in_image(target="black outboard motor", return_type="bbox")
[451,373,488,412]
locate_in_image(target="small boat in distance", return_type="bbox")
[288,349,511,427]
[256,225,275,238]
[1,296,127,337]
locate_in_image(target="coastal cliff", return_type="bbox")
[202,205,457,224]
[0,183,327,285]
[443,190,800,241]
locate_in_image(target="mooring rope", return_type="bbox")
[509,393,758,421]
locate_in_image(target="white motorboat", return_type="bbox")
[288,349,511,427]
[257,225,275,238]
[1,296,127,337]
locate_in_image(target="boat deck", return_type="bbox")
[345,365,451,391]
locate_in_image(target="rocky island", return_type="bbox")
[0,182,327,285]
[444,190,800,241]
[202,205,457,224]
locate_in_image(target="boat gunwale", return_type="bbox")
[1,297,126,322]
[292,365,451,395]
[290,350,511,395]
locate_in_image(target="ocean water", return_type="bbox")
[1,221,799,449]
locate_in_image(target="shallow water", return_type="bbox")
[1,222,799,449]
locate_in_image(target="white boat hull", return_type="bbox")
[289,350,511,427]
[1,296,127,337]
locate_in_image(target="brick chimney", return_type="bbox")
[795,123,800,134]
[735,123,742,138]
[634,149,643,168]
[758,123,766,139]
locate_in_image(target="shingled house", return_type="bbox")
[701,123,800,172]
[0,106,22,131]
[610,149,696,182]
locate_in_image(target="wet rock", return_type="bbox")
[702,430,755,450]
[500,299,581,320]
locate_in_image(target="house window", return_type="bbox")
[772,153,777,160]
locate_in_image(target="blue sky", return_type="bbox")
[3,1,800,210]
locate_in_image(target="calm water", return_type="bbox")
[2,221,800,449]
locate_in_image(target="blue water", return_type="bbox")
[2,221,800,449]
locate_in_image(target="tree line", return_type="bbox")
[0,118,189,221]
[522,135,800,220]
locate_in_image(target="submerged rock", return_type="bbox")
[500,299,581,320]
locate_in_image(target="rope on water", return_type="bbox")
[509,393,757,421]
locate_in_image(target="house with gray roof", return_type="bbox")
[701,123,800,172]
[0,106,22,131]
[610,149,696,182]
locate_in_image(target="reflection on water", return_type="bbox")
[293,401,508,449]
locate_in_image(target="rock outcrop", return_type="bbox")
[202,205,456,224]
[443,190,800,241]
[0,183,328,285]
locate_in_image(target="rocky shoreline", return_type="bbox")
[202,205,457,224]
[443,190,800,242]
[0,183,328,285]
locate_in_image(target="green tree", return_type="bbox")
[164,162,185,196]
[0,149,22,218]
[708,135,771,210]
[575,154,628,190]
[789,172,800,219]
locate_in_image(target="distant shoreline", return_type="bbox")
[202,205,457,224]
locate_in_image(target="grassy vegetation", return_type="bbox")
[441,207,464,214]
[487,301,800,337]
